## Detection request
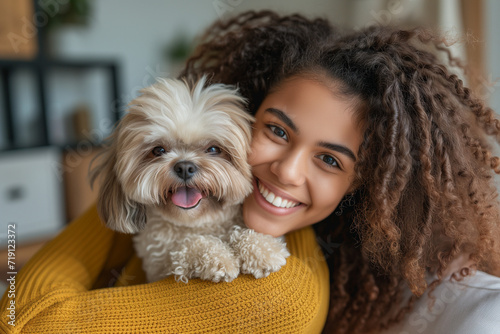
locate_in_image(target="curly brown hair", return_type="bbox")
[181,11,500,334]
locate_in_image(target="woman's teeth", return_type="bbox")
[258,181,300,208]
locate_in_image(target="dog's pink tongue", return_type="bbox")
[171,186,203,208]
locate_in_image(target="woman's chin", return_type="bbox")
[242,196,285,237]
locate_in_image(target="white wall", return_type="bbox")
[54,1,218,104]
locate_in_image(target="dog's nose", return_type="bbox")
[173,161,198,180]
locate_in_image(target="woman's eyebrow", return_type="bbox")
[265,108,299,133]
[318,141,357,162]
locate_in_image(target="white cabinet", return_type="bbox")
[0,146,64,246]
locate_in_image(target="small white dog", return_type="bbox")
[90,77,289,283]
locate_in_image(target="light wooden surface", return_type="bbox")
[0,0,38,59]
[63,147,102,222]
[460,0,485,97]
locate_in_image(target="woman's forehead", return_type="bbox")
[259,77,364,157]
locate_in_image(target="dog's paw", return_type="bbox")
[200,253,240,283]
[171,261,190,284]
[171,236,240,283]
[230,227,290,279]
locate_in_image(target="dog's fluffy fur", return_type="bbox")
[90,77,289,283]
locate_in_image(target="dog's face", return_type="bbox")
[90,77,254,233]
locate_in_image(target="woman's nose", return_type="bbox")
[270,149,307,186]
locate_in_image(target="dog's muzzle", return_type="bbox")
[174,161,198,181]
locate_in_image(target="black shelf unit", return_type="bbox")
[0,0,121,151]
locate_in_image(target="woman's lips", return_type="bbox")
[252,178,305,216]
[257,179,301,208]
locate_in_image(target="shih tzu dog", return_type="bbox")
[90,76,289,283]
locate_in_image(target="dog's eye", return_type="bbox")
[206,146,221,155]
[152,146,166,157]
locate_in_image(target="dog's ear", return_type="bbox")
[89,145,146,234]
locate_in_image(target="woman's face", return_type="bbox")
[242,76,364,237]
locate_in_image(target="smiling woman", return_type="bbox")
[243,77,363,237]
[182,10,500,334]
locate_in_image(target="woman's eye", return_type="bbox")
[152,146,167,157]
[317,154,338,168]
[267,125,288,140]
[206,146,222,155]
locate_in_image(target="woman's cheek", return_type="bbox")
[249,133,273,165]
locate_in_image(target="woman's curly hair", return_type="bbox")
[181,11,500,334]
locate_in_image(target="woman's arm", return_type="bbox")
[1,205,329,333]
[0,205,129,332]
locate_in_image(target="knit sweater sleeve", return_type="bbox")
[0,205,330,334]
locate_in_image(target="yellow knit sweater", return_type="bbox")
[0,205,329,333]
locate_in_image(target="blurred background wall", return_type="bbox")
[0,0,498,262]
